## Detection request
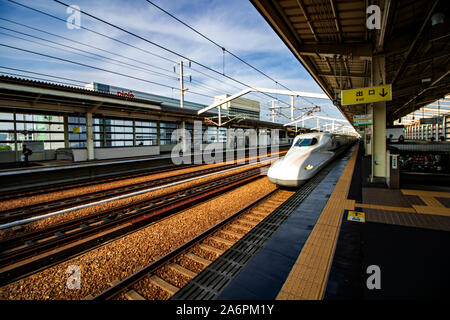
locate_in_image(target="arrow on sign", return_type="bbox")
[379,88,388,97]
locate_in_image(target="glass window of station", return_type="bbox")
[0,111,65,151]
[0,109,280,153]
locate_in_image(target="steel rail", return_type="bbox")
[93,188,279,300]
[0,158,276,230]
[0,165,268,286]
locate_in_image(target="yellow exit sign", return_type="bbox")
[341,84,392,106]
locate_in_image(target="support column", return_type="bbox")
[13,110,18,162]
[157,120,161,146]
[63,114,69,148]
[290,95,297,132]
[371,54,387,181]
[86,112,94,160]
[179,61,187,153]
[132,119,136,146]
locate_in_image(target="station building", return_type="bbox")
[213,94,261,120]
[0,76,288,164]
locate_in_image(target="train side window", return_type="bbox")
[311,138,318,145]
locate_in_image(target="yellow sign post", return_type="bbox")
[341,84,392,106]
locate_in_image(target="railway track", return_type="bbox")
[92,188,294,300]
[0,151,287,225]
[0,162,197,202]
[0,163,244,225]
[0,149,288,203]
[0,164,269,286]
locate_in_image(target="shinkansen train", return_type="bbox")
[267,132,356,187]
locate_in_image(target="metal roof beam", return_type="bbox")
[391,0,441,84]
[297,43,372,58]
[319,71,369,78]
[329,0,343,42]
[295,0,319,42]
[284,115,350,126]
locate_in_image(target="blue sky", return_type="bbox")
[0,0,348,125]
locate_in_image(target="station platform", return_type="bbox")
[0,152,178,193]
[173,142,450,300]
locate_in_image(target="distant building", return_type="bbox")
[85,82,208,111]
[214,94,260,120]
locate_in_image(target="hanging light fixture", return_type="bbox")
[431,12,445,26]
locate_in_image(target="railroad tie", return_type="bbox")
[262,200,284,206]
[198,243,224,256]
[148,274,179,296]
[210,236,234,247]
[257,205,279,212]
[219,229,243,239]
[238,217,259,226]
[168,263,197,279]
[229,224,251,234]
[124,289,145,300]
[250,209,272,216]
[241,214,263,222]
[185,252,212,268]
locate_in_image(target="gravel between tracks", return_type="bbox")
[0,162,269,241]
[0,177,276,300]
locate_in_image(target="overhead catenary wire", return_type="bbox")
[7,0,177,64]
[0,66,88,85]
[0,22,242,101]
[0,29,181,82]
[0,17,180,75]
[0,43,215,99]
[0,9,246,101]
[144,0,319,108]
[6,0,324,121]
[3,0,285,111]
[0,36,230,102]
[144,0,294,93]
[51,0,294,107]
[0,71,86,87]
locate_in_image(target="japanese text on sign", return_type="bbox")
[341,84,392,106]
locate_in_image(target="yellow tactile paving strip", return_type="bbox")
[411,205,450,216]
[356,203,415,213]
[356,192,450,217]
[276,145,359,300]
[419,196,445,208]
[401,189,450,199]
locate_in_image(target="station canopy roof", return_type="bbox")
[251,0,450,125]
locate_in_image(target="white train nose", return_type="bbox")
[266,132,356,187]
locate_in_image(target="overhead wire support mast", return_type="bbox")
[178,60,190,153]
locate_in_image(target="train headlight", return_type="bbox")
[305,164,314,170]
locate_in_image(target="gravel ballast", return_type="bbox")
[1,176,276,300]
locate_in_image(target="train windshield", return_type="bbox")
[294,137,318,147]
